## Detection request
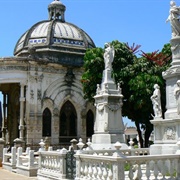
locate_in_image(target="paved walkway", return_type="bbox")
[0,168,37,180]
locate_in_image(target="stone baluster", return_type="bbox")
[153,160,159,179]
[93,163,98,179]
[88,163,93,178]
[161,160,166,179]
[98,163,103,179]
[145,161,151,179]
[108,168,113,180]
[17,147,22,166]
[176,158,180,178]
[137,163,142,179]
[128,162,134,179]
[103,164,108,179]
[169,159,175,178]
[84,162,88,177]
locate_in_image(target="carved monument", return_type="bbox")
[91,43,128,150]
[150,0,180,154]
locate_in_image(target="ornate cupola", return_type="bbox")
[48,0,66,22]
[14,0,95,67]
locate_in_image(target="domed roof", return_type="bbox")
[14,0,95,66]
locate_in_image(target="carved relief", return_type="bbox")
[97,104,104,112]
[107,103,121,111]
[29,74,44,82]
[53,108,59,117]
[30,90,34,99]
[37,89,41,101]
[164,126,176,140]
[65,68,74,85]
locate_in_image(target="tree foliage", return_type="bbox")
[82,40,172,147]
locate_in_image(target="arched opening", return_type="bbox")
[42,108,51,137]
[0,84,20,145]
[86,110,94,138]
[59,101,77,143]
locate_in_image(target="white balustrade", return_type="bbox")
[16,147,39,177]
[37,148,67,179]
[75,150,180,180]
[2,147,16,171]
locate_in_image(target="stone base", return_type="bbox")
[16,166,38,177]
[150,144,178,155]
[2,163,16,172]
[91,133,128,150]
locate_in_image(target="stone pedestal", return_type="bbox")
[150,35,180,154]
[91,69,127,150]
[150,118,180,154]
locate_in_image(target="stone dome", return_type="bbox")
[14,0,95,66]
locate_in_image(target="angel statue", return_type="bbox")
[166,0,180,37]
[103,43,115,71]
[151,84,162,118]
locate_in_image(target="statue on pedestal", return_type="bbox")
[166,0,180,37]
[174,80,180,114]
[151,84,162,118]
[104,43,115,71]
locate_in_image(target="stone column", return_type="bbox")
[1,93,7,141]
[19,82,25,140]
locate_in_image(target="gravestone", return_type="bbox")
[91,43,128,150]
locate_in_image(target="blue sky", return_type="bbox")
[0,0,173,126]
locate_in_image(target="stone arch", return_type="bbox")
[42,108,51,137]
[59,100,77,142]
[86,110,94,138]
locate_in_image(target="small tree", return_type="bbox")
[82,41,172,147]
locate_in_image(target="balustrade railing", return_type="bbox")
[2,147,16,171]
[37,148,68,179]
[75,150,180,180]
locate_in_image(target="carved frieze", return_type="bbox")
[29,74,44,82]
[162,67,180,77]
[0,65,27,71]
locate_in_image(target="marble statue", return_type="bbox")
[166,0,180,37]
[151,84,162,118]
[104,43,115,71]
[174,80,180,114]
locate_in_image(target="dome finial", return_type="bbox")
[48,0,66,21]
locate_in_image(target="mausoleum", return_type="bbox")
[0,0,96,148]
